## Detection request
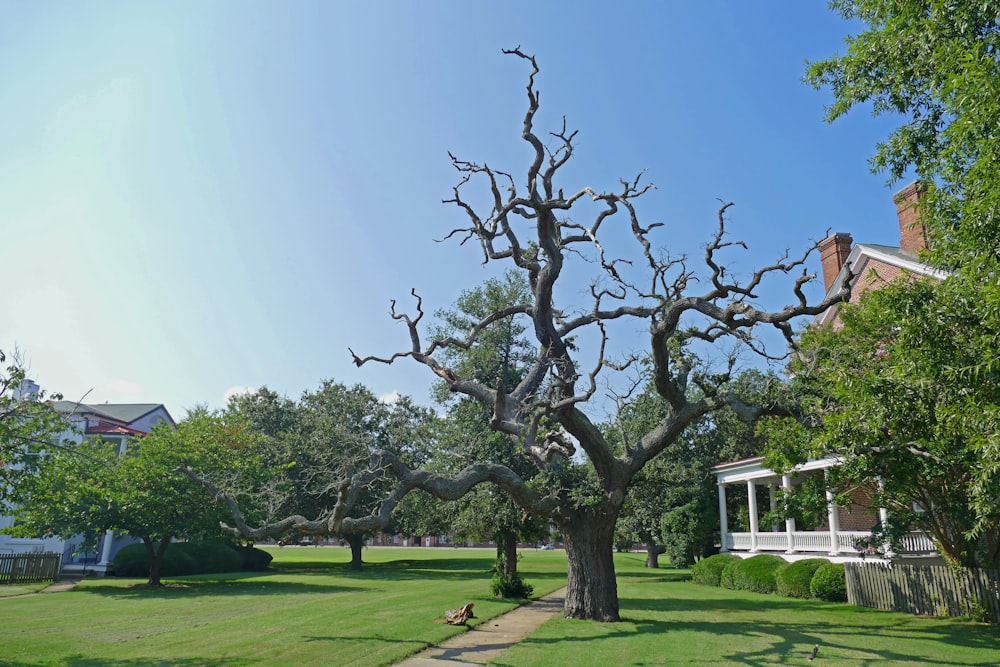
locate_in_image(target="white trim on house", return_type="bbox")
[814,243,946,326]
[712,456,937,564]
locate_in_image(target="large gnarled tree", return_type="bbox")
[190,50,849,621]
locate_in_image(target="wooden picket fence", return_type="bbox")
[0,552,61,584]
[845,561,1000,623]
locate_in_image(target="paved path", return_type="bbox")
[40,577,83,593]
[395,587,566,666]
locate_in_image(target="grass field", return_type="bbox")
[503,552,999,666]
[0,547,996,666]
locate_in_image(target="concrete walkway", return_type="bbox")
[395,587,566,666]
[39,576,84,593]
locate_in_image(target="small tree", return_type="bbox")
[429,272,548,588]
[774,279,1000,569]
[5,410,256,585]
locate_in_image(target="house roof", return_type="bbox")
[813,242,946,327]
[50,401,172,427]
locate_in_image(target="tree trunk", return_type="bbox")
[497,530,519,578]
[142,537,172,587]
[345,533,365,571]
[559,506,621,621]
[644,538,662,569]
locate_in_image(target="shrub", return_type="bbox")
[182,540,243,574]
[691,554,739,587]
[112,540,272,578]
[776,559,829,598]
[720,559,739,589]
[724,554,786,594]
[810,562,848,602]
[112,543,198,577]
[234,543,273,571]
[490,571,534,599]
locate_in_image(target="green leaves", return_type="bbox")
[790,275,1000,567]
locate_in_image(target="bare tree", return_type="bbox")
[188,49,850,621]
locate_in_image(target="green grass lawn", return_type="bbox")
[0,547,995,666]
[0,546,567,666]
[499,552,999,667]
[0,581,50,598]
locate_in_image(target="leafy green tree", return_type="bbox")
[5,410,256,585]
[807,0,1000,269]
[0,349,67,468]
[807,2,1000,377]
[427,272,548,592]
[774,280,999,568]
[612,370,775,568]
[803,0,1000,567]
[220,382,438,570]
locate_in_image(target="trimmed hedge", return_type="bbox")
[691,554,739,586]
[776,559,829,598]
[810,562,848,602]
[112,540,272,578]
[721,554,786,594]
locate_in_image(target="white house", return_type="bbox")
[0,399,174,574]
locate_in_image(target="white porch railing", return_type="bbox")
[723,530,936,556]
[901,531,935,553]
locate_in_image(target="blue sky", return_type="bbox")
[2,2,905,419]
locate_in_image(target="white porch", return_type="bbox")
[713,456,936,563]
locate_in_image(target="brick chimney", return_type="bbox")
[894,181,928,255]
[818,233,853,293]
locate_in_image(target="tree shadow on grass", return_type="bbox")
[503,613,997,667]
[272,555,495,579]
[617,570,692,583]
[0,657,245,667]
[74,576,370,599]
[495,592,998,666]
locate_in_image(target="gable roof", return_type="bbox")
[50,401,174,428]
[813,242,946,327]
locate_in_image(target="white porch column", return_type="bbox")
[826,486,841,556]
[877,476,894,557]
[717,482,730,552]
[783,474,797,554]
[747,480,759,552]
[98,530,115,566]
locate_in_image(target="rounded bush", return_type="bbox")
[691,553,739,587]
[182,540,243,574]
[112,543,198,577]
[112,540,271,578]
[234,544,273,571]
[810,562,848,602]
[720,559,739,589]
[776,559,829,598]
[724,554,786,594]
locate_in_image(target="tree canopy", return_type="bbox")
[4,409,256,585]
[802,0,1000,568]
[217,381,438,569]
[806,0,1000,269]
[771,279,999,568]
